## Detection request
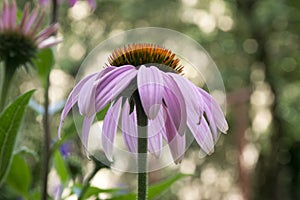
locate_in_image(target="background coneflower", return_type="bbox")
[0,0,61,109]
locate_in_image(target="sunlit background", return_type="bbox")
[4,0,300,199]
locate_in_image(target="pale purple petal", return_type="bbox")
[95,65,137,111]
[163,74,187,136]
[82,114,95,157]
[78,75,98,117]
[102,98,122,162]
[169,73,204,123]
[148,133,162,158]
[148,107,165,138]
[198,88,228,133]
[23,7,39,34]
[9,0,16,29]
[30,12,45,36]
[148,107,165,157]
[20,3,30,30]
[2,0,9,29]
[189,117,214,155]
[122,101,138,153]
[38,36,63,49]
[58,72,98,138]
[164,107,185,164]
[137,66,164,119]
[35,23,59,43]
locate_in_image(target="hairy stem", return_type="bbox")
[134,92,148,200]
[0,62,15,112]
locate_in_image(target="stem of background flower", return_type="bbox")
[41,0,58,200]
[41,75,51,200]
[134,92,148,200]
[78,163,99,200]
[0,62,15,112]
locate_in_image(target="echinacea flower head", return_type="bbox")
[0,0,61,68]
[59,43,228,164]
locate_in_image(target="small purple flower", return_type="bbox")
[40,0,97,10]
[59,44,228,164]
[60,141,72,158]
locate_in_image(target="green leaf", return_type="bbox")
[96,103,111,120]
[109,173,190,200]
[71,184,121,199]
[148,173,190,199]
[33,48,54,87]
[0,90,35,186]
[6,154,31,197]
[53,150,69,186]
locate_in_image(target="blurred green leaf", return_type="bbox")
[96,103,111,120]
[33,48,54,87]
[6,154,31,197]
[110,173,191,200]
[53,150,70,186]
[0,90,35,186]
[148,173,191,199]
[13,146,39,161]
[72,184,121,199]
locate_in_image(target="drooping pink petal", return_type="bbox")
[58,72,98,138]
[202,101,218,141]
[30,12,45,36]
[169,73,204,123]
[9,0,16,29]
[137,65,164,119]
[198,88,228,133]
[164,107,185,164]
[122,101,138,153]
[188,117,214,155]
[2,0,9,29]
[23,7,39,34]
[102,98,122,162]
[163,74,187,136]
[95,65,137,112]
[58,67,115,138]
[148,133,163,158]
[35,23,59,43]
[78,75,97,117]
[148,107,165,137]
[82,114,95,157]
[20,3,30,31]
[147,107,165,157]
[38,36,63,49]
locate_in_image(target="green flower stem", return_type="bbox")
[0,62,16,112]
[134,92,148,200]
[41,75,51,200]
[78,164,99,200]
[41,1,58,200]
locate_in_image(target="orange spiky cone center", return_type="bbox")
[108,43,183,74]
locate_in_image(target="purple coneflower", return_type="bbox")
[0,0,61,68]
[40,0,96,10]
[59,44,228,164]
